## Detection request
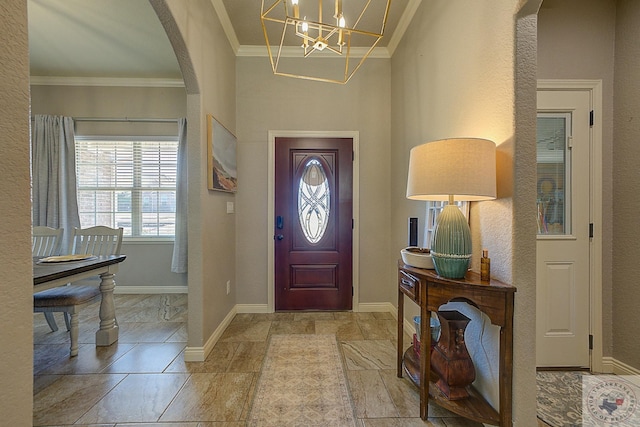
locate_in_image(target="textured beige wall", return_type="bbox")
[0,0,35,424]
[390,0,538,422]
[30,85,188,290]
[153,0,236,347]
[538,0,616,357]
[613,0,640,368]
[235,56,392,305]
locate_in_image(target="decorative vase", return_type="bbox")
[430,310,475,400]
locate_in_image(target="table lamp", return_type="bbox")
[406,138,496,279]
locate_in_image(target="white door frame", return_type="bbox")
[537,79,603,372]
[267,130,360,313]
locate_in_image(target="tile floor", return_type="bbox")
[33,294,487,426]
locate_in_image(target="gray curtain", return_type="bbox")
[32,115,80,252]
[171,118,188,273]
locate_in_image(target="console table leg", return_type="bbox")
[398,287,405,377]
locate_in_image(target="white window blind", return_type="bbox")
[424,201,469,248]
[76,138,178,237]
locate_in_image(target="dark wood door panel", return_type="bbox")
[274,137,352,311]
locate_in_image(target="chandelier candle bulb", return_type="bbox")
[481,249,490,281]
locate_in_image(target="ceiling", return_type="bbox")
[28,0,416,81]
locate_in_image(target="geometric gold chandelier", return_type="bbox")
[260,0,392,84]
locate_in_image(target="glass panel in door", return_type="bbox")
[537,113,572,235]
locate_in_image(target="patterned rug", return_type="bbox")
[537,371,587,426]
[248,334,357,427]
[538,371,640,426]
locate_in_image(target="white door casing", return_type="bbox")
[536,86,601,368]
[267,130,360,313]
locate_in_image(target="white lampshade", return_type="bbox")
[405,138,496,279]
[406,138,497,202]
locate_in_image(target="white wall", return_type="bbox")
[0,1,34,424]
[30,84,188,290]
[235,56,393,306]
[390,0,538,423]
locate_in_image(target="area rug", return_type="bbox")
[537,371,587,426]
[248,334,357,427]
[538,371,640,426]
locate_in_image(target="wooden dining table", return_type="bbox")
[33,254,126,346]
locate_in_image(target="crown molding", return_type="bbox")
[214,1,419,60]
[387,0,421,56]
[210,0,240,55]
[29,76,185,87]
[237,45,391,59]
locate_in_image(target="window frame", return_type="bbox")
[424,201,469,249]
[75,135,179,241]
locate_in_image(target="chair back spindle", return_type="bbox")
[70,226,123,256]
[32,226,64,257]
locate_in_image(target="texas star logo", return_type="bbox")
[586,379,638,424]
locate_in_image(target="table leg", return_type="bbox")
[96,271,119,346]
[397,287,404,377]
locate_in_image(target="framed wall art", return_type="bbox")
[207,114,237,193]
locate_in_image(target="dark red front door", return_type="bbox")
[274,137,353,311]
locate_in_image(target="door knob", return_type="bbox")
[275,234,284,240]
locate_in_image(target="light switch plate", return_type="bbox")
[226,201,234,214]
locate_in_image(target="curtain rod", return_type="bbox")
[74,117,178,123]
[31,116,179,123]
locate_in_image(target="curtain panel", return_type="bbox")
[171,118,188,273]
[32,115,81,252]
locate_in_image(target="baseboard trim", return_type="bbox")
[233,302,398,314]
[358,302,396,314]
[183,306,237,362]
[236,304,270,314]
[114,286,188,294]
[602,357,640,376]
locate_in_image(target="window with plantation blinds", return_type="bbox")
[75,138,178,237]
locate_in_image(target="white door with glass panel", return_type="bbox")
[536,90,591,368]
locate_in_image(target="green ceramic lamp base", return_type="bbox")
[430,203,472,279]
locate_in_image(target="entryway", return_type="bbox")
[536,80,603,369]
[268,132,359,312]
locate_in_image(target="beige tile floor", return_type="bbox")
[33,294,486,426]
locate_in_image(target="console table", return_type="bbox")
[397,260,516,426]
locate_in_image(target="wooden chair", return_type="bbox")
[32,226,64,331]
[33,226,123,356]
[32,226,63,257]
[68,225,124,257]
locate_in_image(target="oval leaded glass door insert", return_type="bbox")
[298,158,330,244]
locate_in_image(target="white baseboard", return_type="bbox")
[358,302,396,314]
[183,305,237,362]
[236,304,270,314]
[114,286,188,294]
[233,302,398,314]
[602,357,640,376]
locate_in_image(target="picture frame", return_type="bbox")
[207,114,237,193]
